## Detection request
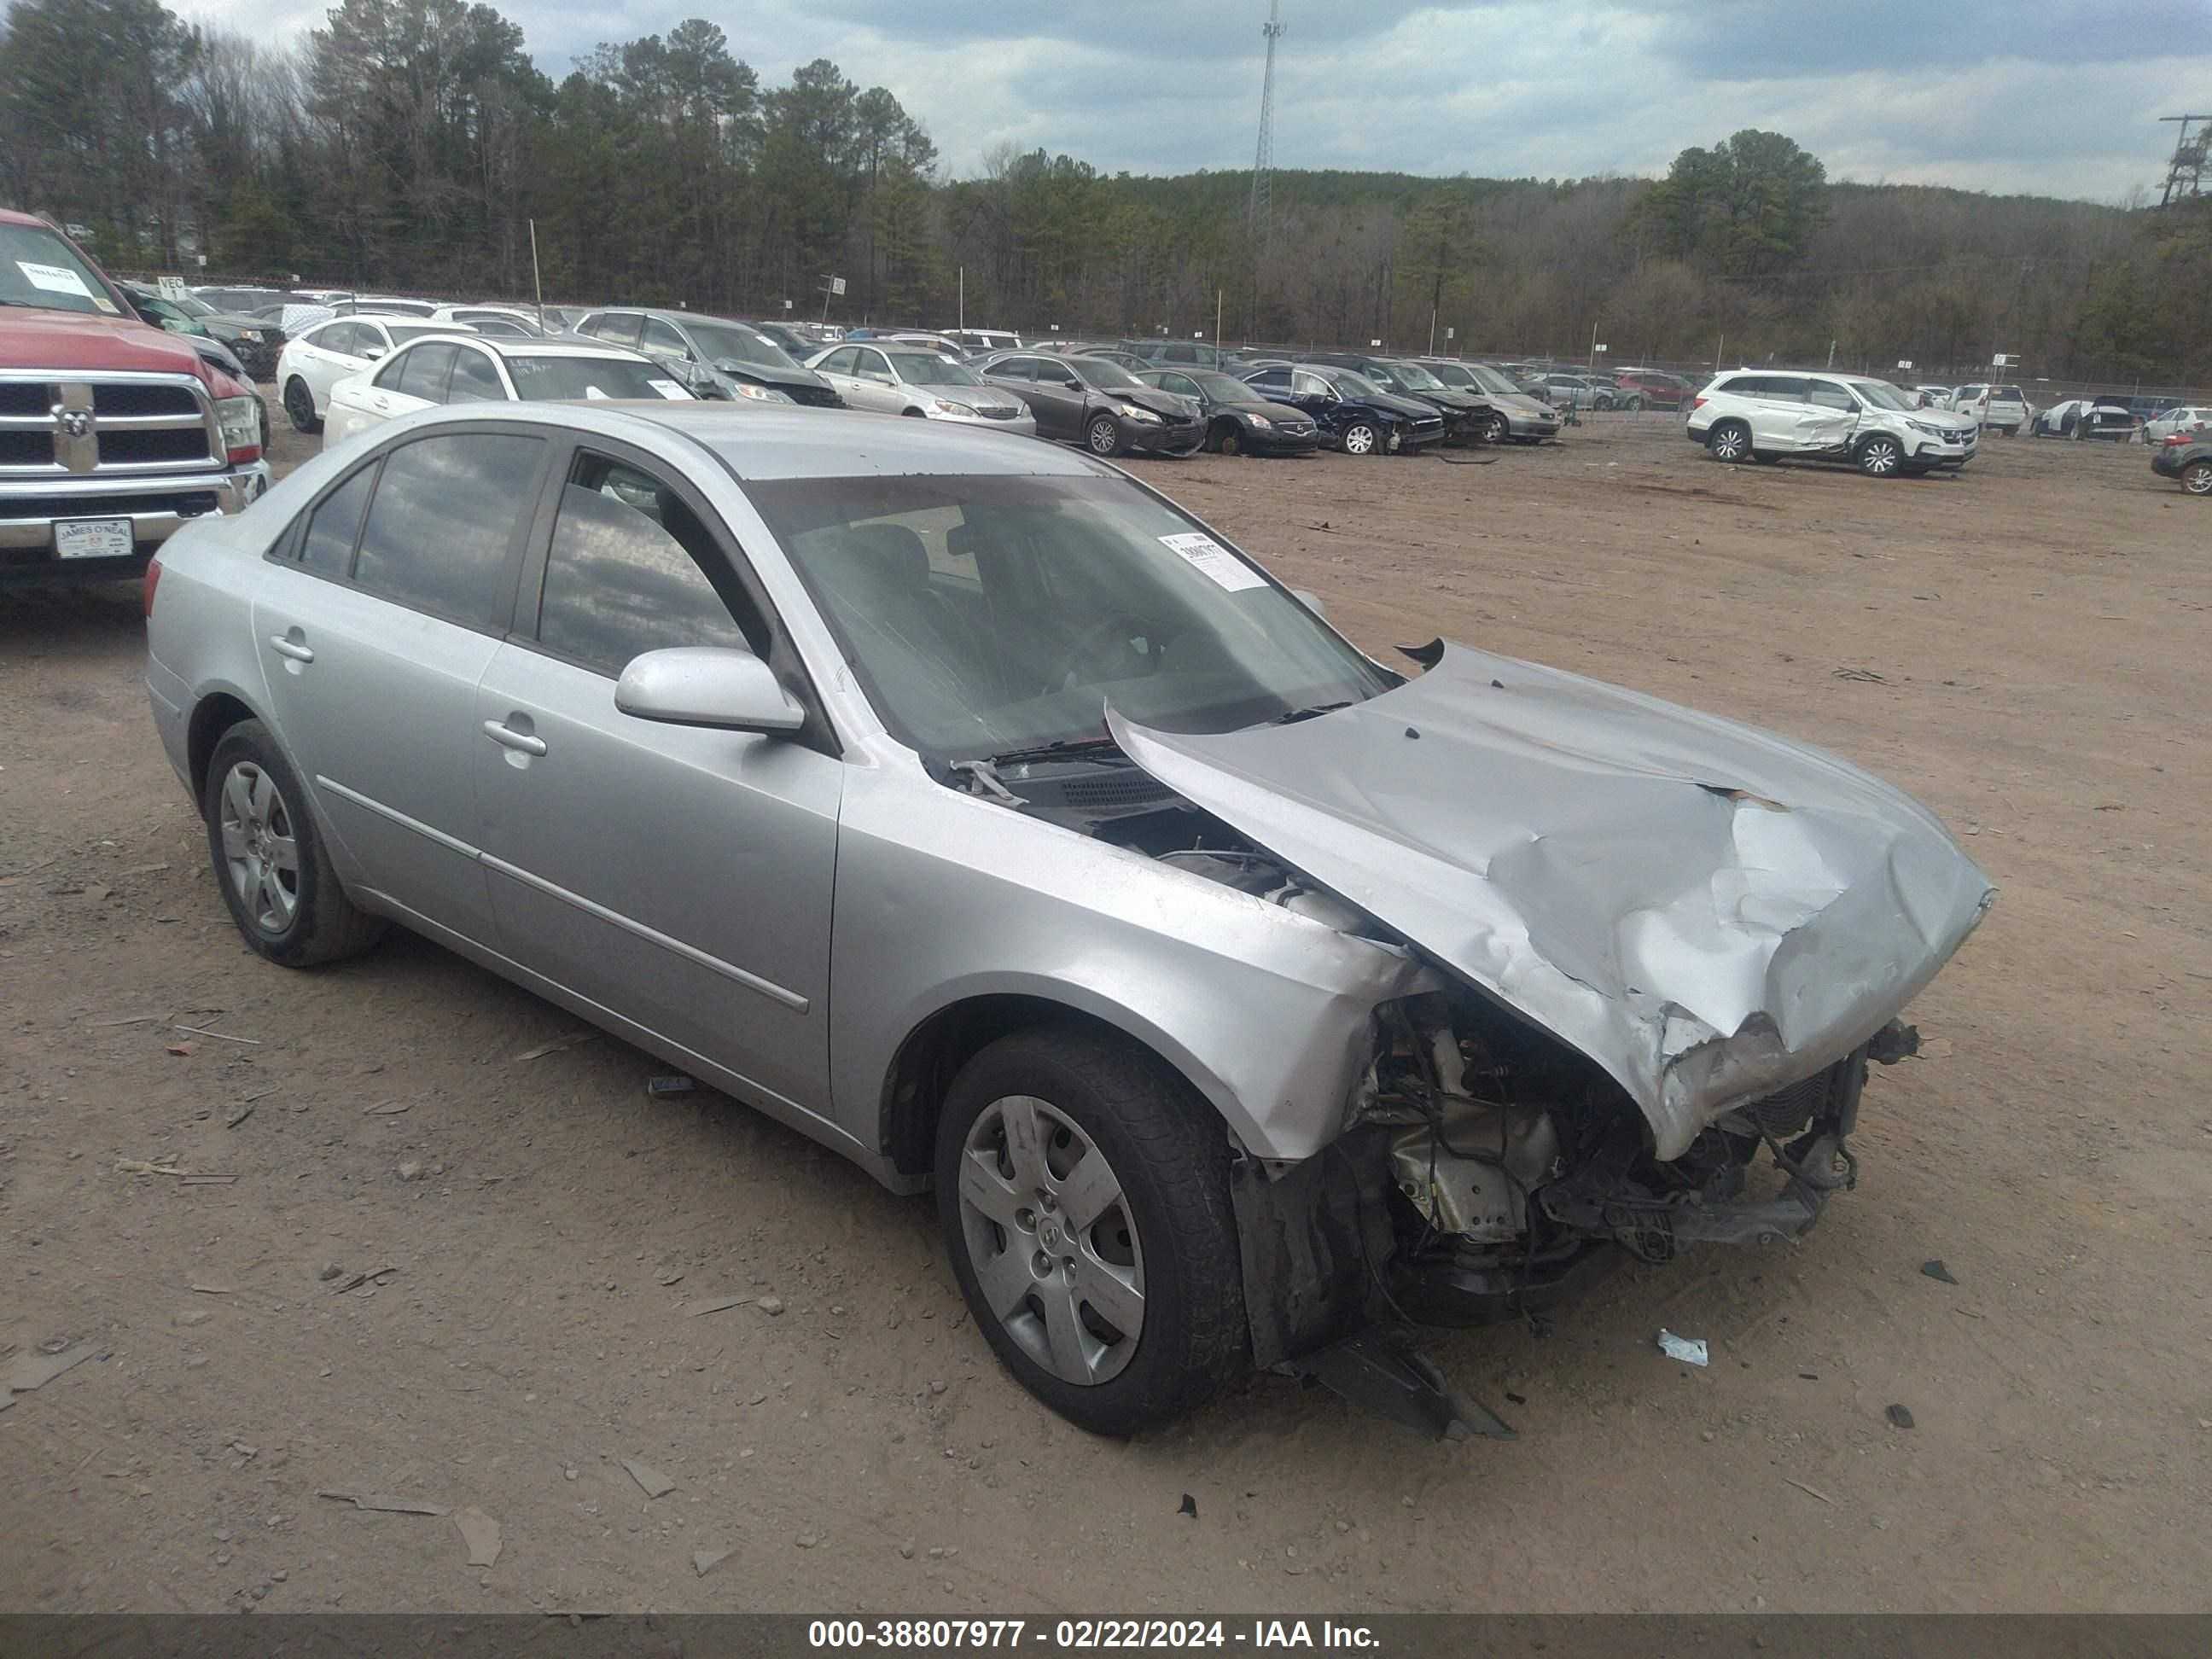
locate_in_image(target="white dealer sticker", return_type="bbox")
[646,379,689,399]
[17,259,94,299]
[1159,532,1266,592]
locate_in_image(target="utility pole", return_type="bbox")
[1245,0,1284,338]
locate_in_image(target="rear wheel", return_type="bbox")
[282,377,321,435]
[202,719,384,967]
[1085,413,1123,457]
[1621,394,1644,411]
[1857,434,1905,477]
[2182,460,2212,496]
[935,1026,1246,1435]
[1707,420,1752,463]
[1342,420,1380,457]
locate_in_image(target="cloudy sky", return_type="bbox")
[183,0,2211,203]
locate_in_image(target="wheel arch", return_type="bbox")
[187,690,265,802]
[880,989,1243,1181]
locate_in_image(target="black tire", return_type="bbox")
[1857,434,1905,477]
[1481,410,1511,445]
[1750,451,1779,465]
[1707,420,1752,463]
[1621,394,1644,412]
[900,407,926,417]
[1341,420,1382,457]
[1216,422,1243,457]
[1085,412,1123,457]
[282,376,322,435]
[934,1024,1247,1435]
[202,719,385,968]
[2183,460,2212,497]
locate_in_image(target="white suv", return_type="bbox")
[1947,383,2031,435]
[1686,371,1980,477]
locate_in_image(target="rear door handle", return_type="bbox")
[268,635,314,663]
[482,719,547,757]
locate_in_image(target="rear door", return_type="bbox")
[1726,376,1810,450]
[470,440,842,1118]
[250,427,553,944]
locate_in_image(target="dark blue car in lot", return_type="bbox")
[1238,363,1445,456]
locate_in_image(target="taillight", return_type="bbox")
[143,555,163,619]
[2164,431,2190,445]
[1691,395,1707,410]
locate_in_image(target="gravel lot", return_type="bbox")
[2,411,2207,1613]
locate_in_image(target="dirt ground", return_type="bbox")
[3,410,2208,1615]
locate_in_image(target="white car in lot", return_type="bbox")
[1947,382,2031,435]
[323,336,691,447]
[803,342,1036,432]
[276,315,476,434]
[1686,370,1979,476]
[2144,405,2212,445]
[427,304,551,338]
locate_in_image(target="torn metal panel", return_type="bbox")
[1110,643,1994,1161]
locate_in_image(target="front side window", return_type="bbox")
[1806,381,1857,412]
[642,317,690,357]
[298,464,375,575]
[1291,370,1333,398]
[590,312,644,346]
[748,473,1389,762]
[447,347,506,404]
[535,455,763,675]
[818,347,857,375]
[854,350,894,383]
[352,434,544,628]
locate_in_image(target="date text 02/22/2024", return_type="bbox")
[806,1620,1382,1650]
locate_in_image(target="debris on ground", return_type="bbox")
[453,1505,503,1567]
[692,1546,732,1577]
[647,1074,697,1098]
[755,1295,786,1317]
[1178,1494,1197,1519]
[620,1458,676,1499]
[1832,667,1889,684]
[396,1161,425,1182]
[1921,1260,1960,1285]
[1656,1330,1709,1366]
[1887,1404,1917,1429]
[164,1040,197,1058]
[1784,1477,1836,1505]
[512,1031,600,1062]
[655,1267,684,1286]
[329,1266,397,1295]
[317,1489,449,1516]
[172,1023,260,1046]
[318,1264,344,1282]
[795,1532,821,1549]
[224,1102,254,1129]
[115,1158,183,1178]
[189,1284,233,1295]
[361,1099,412,1116]
[3,1341,100,1402]
[688,1295,754,1318]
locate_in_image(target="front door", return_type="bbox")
[470,445,842,1118]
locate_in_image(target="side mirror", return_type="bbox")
[1289,587,1328,620]
[363,346,387,361]
[615,646,805,735]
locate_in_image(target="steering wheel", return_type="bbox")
[1051,610,1161,686]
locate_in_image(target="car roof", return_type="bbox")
[416,335,646,360]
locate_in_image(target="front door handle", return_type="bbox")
[268,634,314,663]
[481,719,547,757]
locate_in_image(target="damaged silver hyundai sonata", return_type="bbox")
[145,402,1994,1435]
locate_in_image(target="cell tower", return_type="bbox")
[1248,0,1284,252]
[2158,114,2210,207]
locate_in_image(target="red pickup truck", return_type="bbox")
[3,208,271,588]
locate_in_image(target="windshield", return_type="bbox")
[745,473,1390,761]
[0,224,121,317]
[687,321,799,370]
[1460,364,1523,396]
[1388,361,1446,390]
[1852,380,1914,412]
[888,351,981,386]
[169,294,216,317]
[508,355,689,401]
[1070,357,1143,389]
[1190,371,1258,401]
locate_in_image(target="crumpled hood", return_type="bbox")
[1109,644,1994,1160]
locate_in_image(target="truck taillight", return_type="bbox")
[143,555,163,619]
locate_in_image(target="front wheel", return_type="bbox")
[1706,421,1751,463]
[1341,420,1381,457]
[2182,460,2212,496]
[1085,413,1123,457]
[282,376,322,435]
[1621,394,1644,412]
[203,719,385,967]
[934,1026,1247,1435]
[1481,410,1511,445]
[1214,422,1243,457]
[1857,434,1905,477]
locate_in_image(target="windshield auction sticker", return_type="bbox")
[1160,532,1266,592]
[17,259,94,298]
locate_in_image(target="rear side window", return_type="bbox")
[535,454,764,675]
[446,348,504,404]
[352,434,544,628]
[317,322,358,355]
[297,465,374,576]
[395,342,457,400]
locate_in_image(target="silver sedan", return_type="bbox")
[805,341,1035,434]
[145,402,1993,1434]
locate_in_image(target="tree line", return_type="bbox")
[3,0,2204,387]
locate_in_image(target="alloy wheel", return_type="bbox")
[1861,437,1901,475]
[955,1094,1145,1387]
[217,761,300,934]
[2185,461,2212,496]
[1343,423,1377,456]
[282,380,316,432]
[1709,424,1748,462]
[1086,416,1119,456]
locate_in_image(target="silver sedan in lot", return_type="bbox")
[802,341,1035,434]
[144,403,1993,1434]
